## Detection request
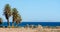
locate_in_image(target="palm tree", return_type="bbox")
[12,8,22,27]
[16,14,22,25]
[3,4,11,26]
[0,18,2,25]
[0,18,3,27]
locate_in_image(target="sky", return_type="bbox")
[0,0,60,22]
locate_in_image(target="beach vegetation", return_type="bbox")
[12,8,22,27]
[3,4,11,26]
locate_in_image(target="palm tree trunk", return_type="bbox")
[12,22,14,26]
[7,19,10,26]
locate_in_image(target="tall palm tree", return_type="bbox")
[12,8,22,27]
[3,4,11,26]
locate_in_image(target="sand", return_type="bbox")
[0,26,60,32]
[0,28,37,32]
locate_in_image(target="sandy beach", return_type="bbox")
[0,26,60,32]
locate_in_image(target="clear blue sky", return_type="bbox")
[0,0,60,22]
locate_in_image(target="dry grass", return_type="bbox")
[0,26,60,32]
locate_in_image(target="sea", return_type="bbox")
[0,22,60,26]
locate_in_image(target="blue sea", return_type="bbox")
[0,22,60,26]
